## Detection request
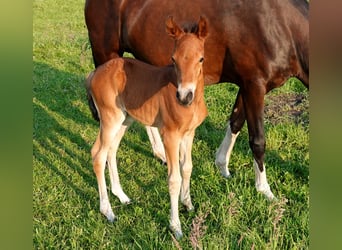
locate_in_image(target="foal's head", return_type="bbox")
[166,16,208,106]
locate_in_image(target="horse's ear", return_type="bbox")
[197,16,209,39]
[166,16,184,39]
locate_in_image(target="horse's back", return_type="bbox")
[85,0,309,86]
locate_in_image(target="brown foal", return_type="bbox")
[85,16,208,239]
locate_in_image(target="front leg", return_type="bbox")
[243,85,275,200]
[179,130,195,211]
[163,132,183,239]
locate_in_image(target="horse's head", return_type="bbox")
[166,16,208,106]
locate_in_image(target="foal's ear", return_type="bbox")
[166,16,184,39]
[197,16,209,39]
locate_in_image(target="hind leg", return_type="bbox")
[243,84,275,200]
[146,126,166,163]
[92,113,126,222]
[107,118,133,204]
[216,90,245,177]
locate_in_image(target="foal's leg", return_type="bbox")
[243,85,275,200]
[215,90,245,177]
[179,130,195,211]
[91,133,101,160]
[92,113,126,222]
[163,132,183,239]
[146,126,166,163]
[107,119,133,204]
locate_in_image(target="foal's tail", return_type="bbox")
[85,71,100,122]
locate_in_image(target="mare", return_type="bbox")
[84,0,309,200]
[85,16,209,239]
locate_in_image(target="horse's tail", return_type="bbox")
[290,0,309,87]
[85,71,100,122]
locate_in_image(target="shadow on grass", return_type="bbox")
[33,61,98,204]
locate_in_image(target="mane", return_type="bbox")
[290,0,309,18]
[182,22,200,34]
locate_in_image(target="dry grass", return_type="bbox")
[189,204,210,249]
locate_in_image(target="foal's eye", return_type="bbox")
[199,57,204,63]
[171,57,176,64]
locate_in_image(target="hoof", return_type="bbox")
[187,206,195,212]
[103,211,116,223]
[182,199,194,212]
[185,203,194,212]
[258,187,276,201]
[112,190,131,204]
[219,167,231,178]
[119,196,131,205]
[170,222,183,240]
[215,160,231,178]
[264,190,276,201]
[107,215,117,223]
[170,226,183,240]
[100,203,116,222]
[155,152,167,164]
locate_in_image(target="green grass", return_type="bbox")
[33,0,309,249]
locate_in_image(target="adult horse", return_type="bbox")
[84,0,309,200]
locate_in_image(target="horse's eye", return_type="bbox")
[199,57,204,63]
[171,57,176,64]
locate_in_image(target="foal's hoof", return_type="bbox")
[154,152,167,165]
[100,206,116,222]
[187,206,195,212]
[119,196,131,205]
[112,190,131,204]
[184,203,194,212]
[169,221,183,240]
[104,212,116,223]
[170,226,183,240]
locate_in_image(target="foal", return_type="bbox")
[86,16,208,239]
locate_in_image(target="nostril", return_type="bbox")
[176,89,194,106]
[176,91,180,100]
[185,91,193,104]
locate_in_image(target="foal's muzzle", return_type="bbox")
[176,89,194,106]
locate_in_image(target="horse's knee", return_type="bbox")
[168,174,182,195]
[93,153,106,176]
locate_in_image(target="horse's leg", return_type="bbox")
[179,130,195,212]
[163,131,182,239]
[243,85,275,200]
[215,90,245,177]
[107,118,133,204]
[84,0,123,67]
[146,126,166,163]
[91,133,101,160]
[92,113,125,222]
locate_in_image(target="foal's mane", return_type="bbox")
[182,22,201,34]
[180,16,208,35]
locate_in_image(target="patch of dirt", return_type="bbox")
[264,92,309,127]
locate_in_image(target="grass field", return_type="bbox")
[33,0,309,249]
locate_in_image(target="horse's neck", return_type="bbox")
[162,65,177,88]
